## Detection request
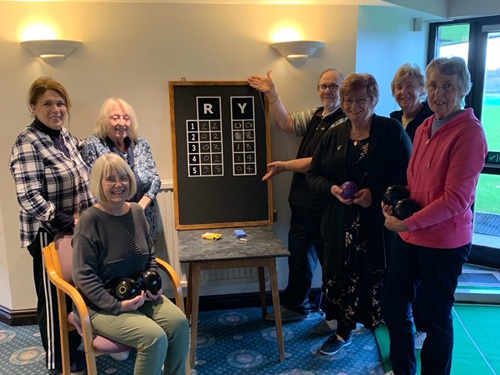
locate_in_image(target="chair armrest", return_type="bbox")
[156,257,185,312]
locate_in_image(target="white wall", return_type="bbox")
[356,5,430,116]
[449,0,500,19]
[382,0,447,18]
[0,2,360,311]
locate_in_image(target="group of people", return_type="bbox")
[249,56,487,375]
[9,77,189,375]
[10,56,487,375]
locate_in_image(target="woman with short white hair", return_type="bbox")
[383,56,488,375]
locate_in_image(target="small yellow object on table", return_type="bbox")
[201,232,222,240]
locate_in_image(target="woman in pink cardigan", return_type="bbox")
[382,57,488,375]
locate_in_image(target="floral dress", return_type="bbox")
[323,138,384,330]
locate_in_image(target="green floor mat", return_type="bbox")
[453,304,500,374]
[374,324,422,373]
[375,304,500,375]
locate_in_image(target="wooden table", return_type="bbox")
[178,226,290,368]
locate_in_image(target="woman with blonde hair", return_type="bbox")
[73,153,189,375]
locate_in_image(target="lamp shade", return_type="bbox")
[270,40,325,61]
[21,40,82,60]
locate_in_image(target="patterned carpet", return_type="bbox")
[0,307,385,375]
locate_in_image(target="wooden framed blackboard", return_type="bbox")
[169,81,272,230]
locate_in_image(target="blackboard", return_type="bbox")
[169,81,272,230]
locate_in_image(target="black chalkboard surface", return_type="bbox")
[169,81,272,230]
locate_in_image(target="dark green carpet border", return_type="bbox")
[375,304,500,375]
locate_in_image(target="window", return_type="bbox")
[435,24,470,61]
[429,17,500,268]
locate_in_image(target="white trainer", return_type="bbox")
[110,351,130,361]
[414,331,427,350]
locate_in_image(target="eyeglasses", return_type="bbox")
[104,175,130,185]
[318,84,340,92]
[343,97,371,106]
[110,115,131,122]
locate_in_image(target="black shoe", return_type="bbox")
[319,334,352,355]
[313,319,337,336]
[264,306,309,322]
[70,350,87,374]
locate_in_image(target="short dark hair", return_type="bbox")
[340,73,379,106]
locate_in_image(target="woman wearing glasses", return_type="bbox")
[81,98,160,243]
[72,153,189,375]
[307,73,412,355]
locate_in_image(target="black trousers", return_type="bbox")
[282,204,325,315]
[27,229,82,371]
[383,235,470,375]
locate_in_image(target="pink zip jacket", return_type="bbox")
[400,109,487,249]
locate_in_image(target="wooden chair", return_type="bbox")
[42,232,186,375]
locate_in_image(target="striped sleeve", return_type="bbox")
[290,107,318,136]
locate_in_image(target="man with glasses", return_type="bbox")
[248,69,345,334]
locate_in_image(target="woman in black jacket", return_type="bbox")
[306,73,412,356]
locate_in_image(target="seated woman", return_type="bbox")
[72,153,189,375]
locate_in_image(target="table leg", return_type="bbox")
[186,263,193,320]
[258,266,267,319]
[268,258,285,361]
[189,263,201,368]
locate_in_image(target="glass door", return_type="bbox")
[472,29,500,260]
[431,20,500,268]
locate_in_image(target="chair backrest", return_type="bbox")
[44,232,133,375]
[54,231,75,285]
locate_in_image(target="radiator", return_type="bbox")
[155,181,260,295]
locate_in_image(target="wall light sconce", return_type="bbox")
[270,40,325,61]
[21,39,82,61]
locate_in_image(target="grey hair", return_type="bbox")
[425,57,472,97]
[391,63,425,96]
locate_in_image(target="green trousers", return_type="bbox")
[91,296,189,375]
